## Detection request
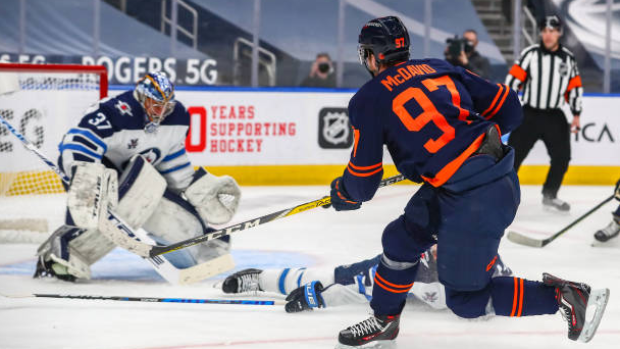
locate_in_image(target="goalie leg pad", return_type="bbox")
[184,168,241,225]
[67,162,118,230]
[114,155,167,229]
[143,190,230,264]
[36,225,115,279]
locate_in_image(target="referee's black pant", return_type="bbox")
[508,106,571,198]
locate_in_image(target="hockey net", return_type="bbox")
[0,63,108,241]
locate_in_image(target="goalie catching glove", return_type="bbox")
[184,168,241,225]
[285,281,326,313]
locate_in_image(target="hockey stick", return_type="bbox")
[507,195,615,248]
[145,173,407,257]
[0,293,284,306]
[0,115,231,284]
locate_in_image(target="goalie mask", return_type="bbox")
[134,72,176,131]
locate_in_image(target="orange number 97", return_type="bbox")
[392,86,456,154]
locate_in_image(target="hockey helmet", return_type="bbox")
[135,71,176,125]
[358,16,410,75]
[539,15,562,33]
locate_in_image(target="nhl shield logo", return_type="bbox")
[318,108,354,149]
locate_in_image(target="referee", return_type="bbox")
[505,15,583,212]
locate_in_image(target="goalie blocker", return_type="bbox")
[35,155,241,281]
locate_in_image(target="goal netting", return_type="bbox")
[0,63,108,241]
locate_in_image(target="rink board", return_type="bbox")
[2,87,618,186]
[177,89,620,185]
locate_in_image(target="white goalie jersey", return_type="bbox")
[58,90,194,191]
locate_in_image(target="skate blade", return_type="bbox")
[578,288,610,343]
[542,205,570,215]
[335,340,395,349]
[590,240,617,248]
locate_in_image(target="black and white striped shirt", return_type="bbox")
[505,44,583,116]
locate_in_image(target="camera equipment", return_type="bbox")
[446,35,474,58]
[318,62,332,74]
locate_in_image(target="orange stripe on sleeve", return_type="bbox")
[353,128,360,158]
[517,278,524,317]
[481,84,504,117]
[421,131,486,187]
[510,277,518,317]
[348,161,382,171]
[347,165,383,177]
[509,64,527,82]
[486,85,510,119]
[566,76,582,93]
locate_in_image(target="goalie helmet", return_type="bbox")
[358,16,410,75]
[134,71,176,128]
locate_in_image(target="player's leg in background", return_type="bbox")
[227,255,381,295]
[223,259,353,295]
[594,204,620,242]
[540,109,571,209]
[507,106,542,172]
[370,184,439,316]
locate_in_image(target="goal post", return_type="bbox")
[0,63,108,195]
[0,63,108,240]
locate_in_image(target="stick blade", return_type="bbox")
[506,230,545,248]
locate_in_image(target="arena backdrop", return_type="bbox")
[1,87,618,185]
[176,89,620,185]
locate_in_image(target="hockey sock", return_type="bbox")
[370,256,419,316]
[260,267,336,295]
[490,276,559,316]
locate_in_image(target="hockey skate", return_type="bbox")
[542,195,570,212]
[543,273,609,343]
[336,314,399,349]
[222,268,263,294]
[594,218,620,242]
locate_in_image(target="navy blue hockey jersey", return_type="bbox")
[342,58,522,201]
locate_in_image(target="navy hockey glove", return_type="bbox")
[285,281,326,313]
[330,177,361,211]
[615,179,620,201]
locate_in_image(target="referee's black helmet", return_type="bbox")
[539,15,563,32]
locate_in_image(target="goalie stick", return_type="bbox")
[0,292,284,306]
[507,195,615,248]
[142,174,407,258]
[0,114,232,284]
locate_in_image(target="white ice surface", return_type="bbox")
[1,185,619,349]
